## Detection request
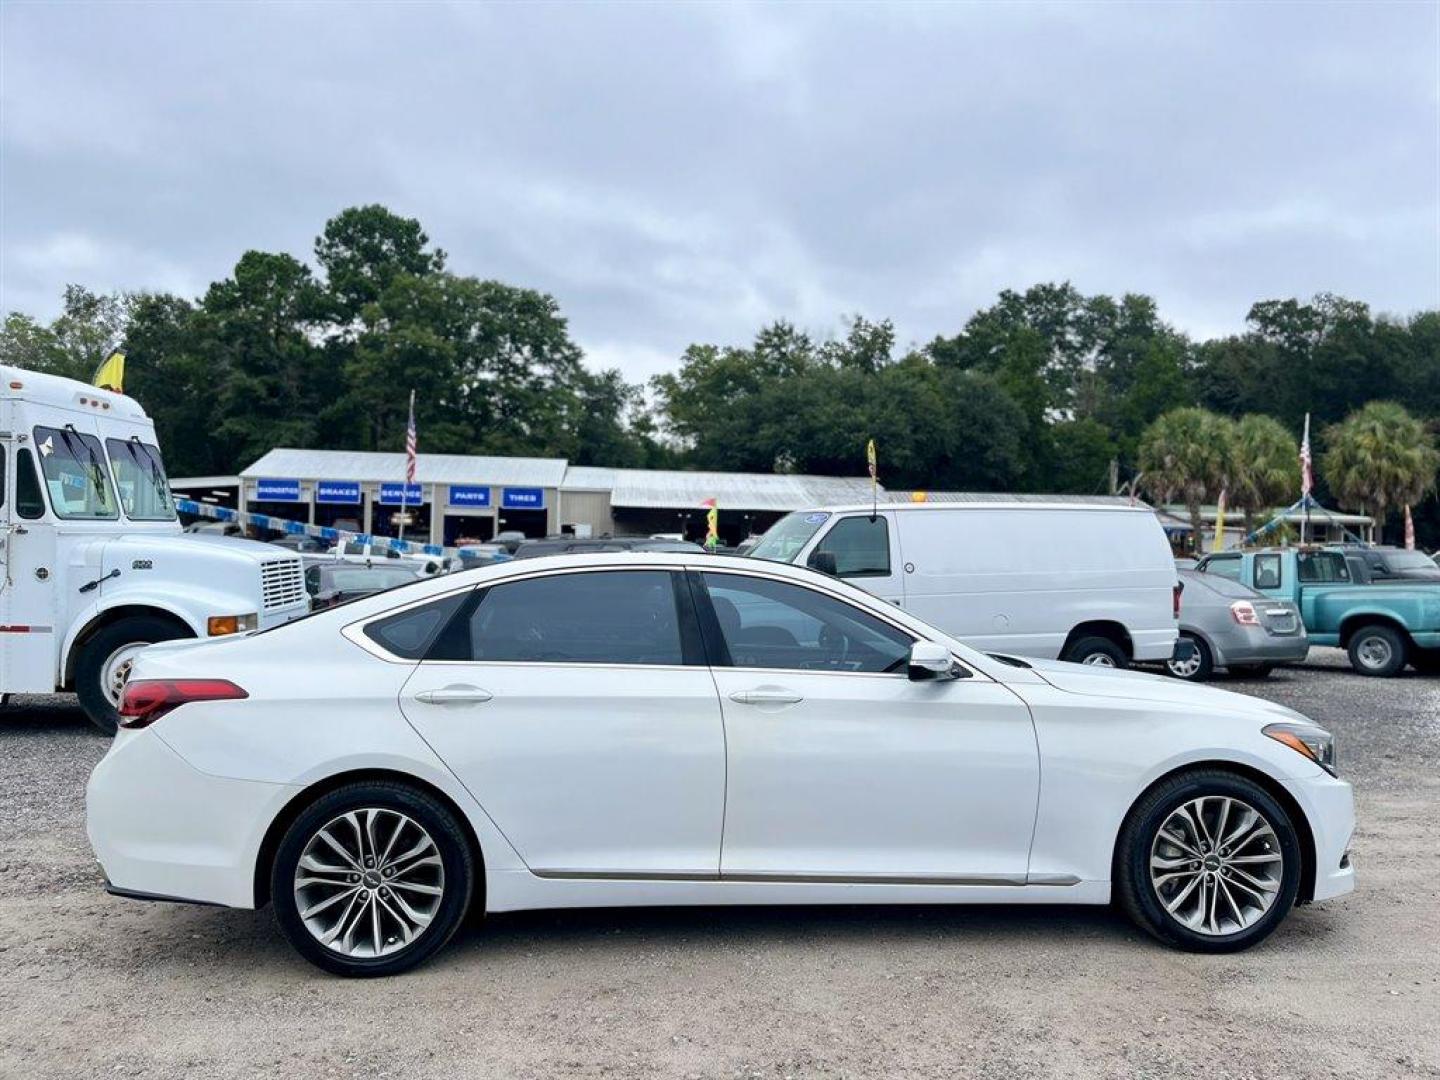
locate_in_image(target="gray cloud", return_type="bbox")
[3,1,1436,382]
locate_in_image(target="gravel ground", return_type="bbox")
[0,648,1436,1079]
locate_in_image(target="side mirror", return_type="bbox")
[908,641,966,681]
[808,550,839,577]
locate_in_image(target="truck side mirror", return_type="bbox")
[808,550,838,577]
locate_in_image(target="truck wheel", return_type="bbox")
[1346,624,1407,678]
[1064,635,1128,668]
[75,616,192,735]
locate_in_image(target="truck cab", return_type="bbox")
[1196,547,1440,676]
[1,366,310,731]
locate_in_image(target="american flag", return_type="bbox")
[1299,412,1313,497]
[404,389,417,486]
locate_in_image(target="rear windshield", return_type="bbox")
[749,511,831,563]
[1183,571,1258,600]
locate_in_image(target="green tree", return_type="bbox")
[1321,402,1439,542]
[1138,407,1237,551]
[1229,414,1299,537]
[0,285,130,382]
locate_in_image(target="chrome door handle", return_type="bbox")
[415,686,493,705]
[729,689,804,705]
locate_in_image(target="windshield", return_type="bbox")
[33,425,119,520]
[105,438,177,521]
[749,511,831,563]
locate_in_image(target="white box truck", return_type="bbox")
[747,501,1180,667]
[1,365,309,732]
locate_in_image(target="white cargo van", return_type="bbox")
[747,501,1180,666]
[1,365,310,732]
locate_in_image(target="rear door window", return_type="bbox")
[459,570,690,665]
[363,591,469,659]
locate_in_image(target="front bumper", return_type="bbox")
[86,728,300,909]
[1282,771,1355,904]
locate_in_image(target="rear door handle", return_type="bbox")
[729,689,804,705]
[415,685,493,705]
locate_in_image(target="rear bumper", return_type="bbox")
[1210,628,1310,668]
[87,728,299,909]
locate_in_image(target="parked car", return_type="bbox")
[512,536,706,559]
[1164,570,1308,681]
[304,561,428,609]
[270,534,328,554]
[493,530,528,554]
[89,552,1352,976]
[0,364,309,733]
[747,502,1180,667]
[327,541,446,576]
[1196,547,1440,675]
[1328,544,1440,584]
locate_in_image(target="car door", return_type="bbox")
[694,569,1040,883]
[399,566,726,878]
[0,442,61,693]
[801,513,904,607]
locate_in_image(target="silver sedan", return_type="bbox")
[1166,570,1308,680]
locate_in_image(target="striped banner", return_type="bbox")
[175,499,463,558]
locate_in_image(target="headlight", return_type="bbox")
[207,613,258,636]
[1264,722,1337,776]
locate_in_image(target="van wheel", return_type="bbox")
[1346,624,1407,677]
[1064,635,1128,668]
[75,615,191,735]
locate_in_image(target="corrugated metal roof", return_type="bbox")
[241,448,569,488]
[566,467,878,511]
[890,491,1146,507]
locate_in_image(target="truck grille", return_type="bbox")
[260,558,307,611]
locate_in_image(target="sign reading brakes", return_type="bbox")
[316,481,361,505]
[502,487,545,510]
[256,478,302,502]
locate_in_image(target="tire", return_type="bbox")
[1115,769,1301,953]
[74,615,191,735]
[1409,648,1440,675]
[1064,635,1128,668]
[1228,664,1274,679]
[270,781,476,977]
[1346,623,1408,677]
[1164,634,1212,681]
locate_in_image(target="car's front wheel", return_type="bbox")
[1115,769,1301,952]
[271,781,476,977]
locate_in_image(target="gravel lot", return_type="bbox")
[1,648,1436,1080]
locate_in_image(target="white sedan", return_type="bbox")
[87,553,1354,977]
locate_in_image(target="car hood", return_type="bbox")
[1003,654,1310,722]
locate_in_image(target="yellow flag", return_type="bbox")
[1212,489,1227,553]
[93,350,125,393]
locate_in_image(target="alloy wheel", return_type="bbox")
[1081,653,1117,667]
[1149,795,1283,937]
[293,808,446,958]
[1166,653,1202,679]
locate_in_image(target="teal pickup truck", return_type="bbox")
[1195,548,1440,677]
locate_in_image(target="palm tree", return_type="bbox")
[1230,414,1299,538]
[1322,402,1439,543]
[1139,407,1236,553]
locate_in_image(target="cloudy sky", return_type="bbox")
[2,1,1437,381]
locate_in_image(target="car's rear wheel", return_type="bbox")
[1065,635,1128,668]
[271,781,475,977]
[75,615,191,735]
[1164,634,1212,681]
[1116,769,1301,952]
[1346,624,1407,677]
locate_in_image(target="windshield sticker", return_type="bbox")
[803,512,830,525]
[39,436,54,458]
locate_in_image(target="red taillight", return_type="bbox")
[1230,600,1260,626]
[117,679,248,729]
[1173,582,1183,619]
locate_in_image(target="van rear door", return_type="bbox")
[800,512,905,607]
